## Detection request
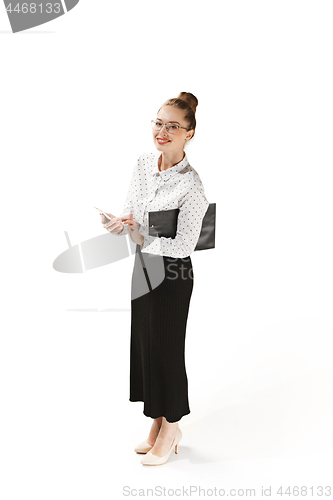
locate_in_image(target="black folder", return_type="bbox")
[148,203,216,251]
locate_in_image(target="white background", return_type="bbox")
[1,1,333,498]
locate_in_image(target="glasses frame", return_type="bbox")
[151,119,190,134]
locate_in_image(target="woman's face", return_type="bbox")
[152,105,193,155]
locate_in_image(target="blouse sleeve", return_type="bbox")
[116,159,139,236]
[140,182,209,258]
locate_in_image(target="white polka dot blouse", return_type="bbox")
[117,152,209,258]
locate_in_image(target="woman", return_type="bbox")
[101,92,209,466]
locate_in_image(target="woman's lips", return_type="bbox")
[157,138,170,145]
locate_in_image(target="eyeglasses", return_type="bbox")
[151,120,190,135]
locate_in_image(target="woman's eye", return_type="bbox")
[169,125,178,130]
[156,121,163,127]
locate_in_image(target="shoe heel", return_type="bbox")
[175,444,178,454]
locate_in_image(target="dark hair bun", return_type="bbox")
[177,92,198,114]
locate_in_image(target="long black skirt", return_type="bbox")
[129,245,193,423]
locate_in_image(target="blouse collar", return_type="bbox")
[153,152,189,181]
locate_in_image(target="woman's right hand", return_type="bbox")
[100,212,124,234]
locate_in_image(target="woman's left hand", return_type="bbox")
[121,213,144,247]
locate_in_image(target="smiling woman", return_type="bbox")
[101,92,210,466]
[151,92,198,171]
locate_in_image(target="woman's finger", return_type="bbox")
[106,224,122,233]
[104,216,119,226]
[103,222,118,230]
[121,218,136,226]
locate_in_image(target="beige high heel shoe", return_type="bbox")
[140,427,182,466]
[134,439,153,454]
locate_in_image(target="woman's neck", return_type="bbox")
[158,151,185,172]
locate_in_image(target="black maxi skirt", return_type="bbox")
[129,244,194,423]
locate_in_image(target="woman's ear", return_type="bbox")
[186,130,194,141]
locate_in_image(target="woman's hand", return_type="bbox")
[121,213,144,247]
[100,212,124,234]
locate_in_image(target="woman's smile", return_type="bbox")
[156,138,171,145]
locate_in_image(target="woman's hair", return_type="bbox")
[158,92,198,139]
